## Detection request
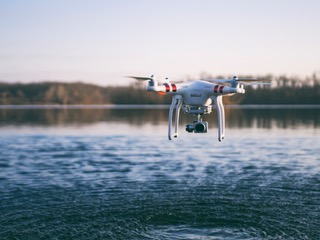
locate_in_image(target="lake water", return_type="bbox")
[0,105,319,239]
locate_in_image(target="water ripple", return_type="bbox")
[0,134,319,239]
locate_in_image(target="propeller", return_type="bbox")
[240,81,271,86]
[127,75,155,81]
[127,75,175,86]
[127,75,161,87]
[203,76,271,87]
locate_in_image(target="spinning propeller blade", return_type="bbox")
[127,75,154,81]
[127,75,172,85]
[203,76,271,85]
[239,81,271,86]
[236,77,271,85]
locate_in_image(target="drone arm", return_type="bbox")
[128,76,168,92]
[146,85,166,92]
[213,85,245,95]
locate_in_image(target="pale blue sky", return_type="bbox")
[1,0,320,85]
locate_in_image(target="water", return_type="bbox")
[0,106,319,239]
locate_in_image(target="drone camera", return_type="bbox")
[194,122,208,133]
[186,121,208,133]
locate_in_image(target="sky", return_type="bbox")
[1,0,320,86]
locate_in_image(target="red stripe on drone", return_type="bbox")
[219,86,224,93]
[214,85,219,93]
[164,83,170,92]
[171,84,177,92]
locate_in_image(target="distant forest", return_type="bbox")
[0,74,319,105]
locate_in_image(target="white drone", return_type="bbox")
[129,75,270,141]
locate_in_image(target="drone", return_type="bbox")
[129,75,270,141]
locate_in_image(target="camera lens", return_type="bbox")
[195,123,205,133]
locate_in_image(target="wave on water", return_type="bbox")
[0,133,319,239]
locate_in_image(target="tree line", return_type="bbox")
[0,74,319,105]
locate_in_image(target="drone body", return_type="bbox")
[130,75,270,141]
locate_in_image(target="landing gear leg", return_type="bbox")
[168,95,183,140]
[212,96,225,141]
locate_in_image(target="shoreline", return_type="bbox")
[1,104,320,109]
